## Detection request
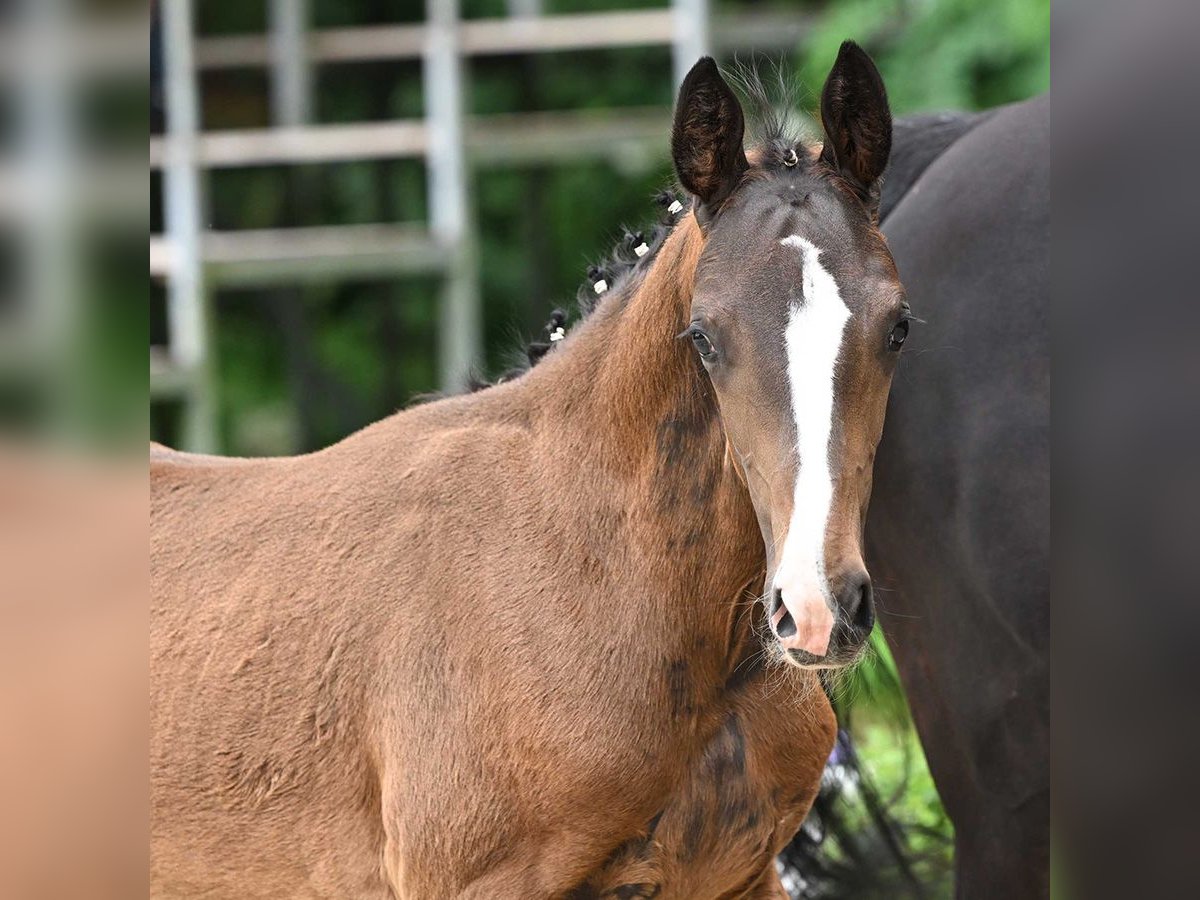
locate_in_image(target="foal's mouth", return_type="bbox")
[781,646,863,671]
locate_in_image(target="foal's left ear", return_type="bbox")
[672,57,749,223]
[818,41,892,218]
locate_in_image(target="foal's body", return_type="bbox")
[153,46,903,898]
[151,221,832,899]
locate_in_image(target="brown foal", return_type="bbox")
[152,43,905,899]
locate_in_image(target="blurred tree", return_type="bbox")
[796,0,1049,113]
[166,0,1047,717]
[157,0,1049,456]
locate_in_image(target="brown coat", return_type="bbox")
[151,219,835,899]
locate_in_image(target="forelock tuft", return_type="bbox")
[724,57,811,164]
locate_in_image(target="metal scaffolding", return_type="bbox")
[151,1,810,451]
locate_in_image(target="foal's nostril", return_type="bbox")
[772,589,797,638]
[848,577,875,633]
[776,609,798,639]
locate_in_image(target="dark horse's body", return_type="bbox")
[868,95,1050,897]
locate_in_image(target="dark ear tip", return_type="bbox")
[682,55,721,85]
[840,40,878,70]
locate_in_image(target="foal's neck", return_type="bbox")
[528,219,765,675]
[538,219,716,468]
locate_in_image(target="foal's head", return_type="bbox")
[672,44,908,668]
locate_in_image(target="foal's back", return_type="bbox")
[151,390,543,898]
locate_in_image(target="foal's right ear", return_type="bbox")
[672,57,748,222]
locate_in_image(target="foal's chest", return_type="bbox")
[573,688,836,898]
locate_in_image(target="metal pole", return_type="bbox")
[268,0,314,452]
[162,0,218,451]
[424,0,481,393]
[671,0,710,87]
[269,0,312,127]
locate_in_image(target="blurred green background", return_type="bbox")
[148,0,1048,457]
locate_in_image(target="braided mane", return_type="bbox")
[479,63,807,389]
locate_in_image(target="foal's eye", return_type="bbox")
[887,319,910,352]
[689,329,716,359]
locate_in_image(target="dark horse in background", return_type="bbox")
[503,97,1049,897]
[863,96,1050,898]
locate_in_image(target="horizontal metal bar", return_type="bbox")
[151,225,452,285]
[193,11,811,69]
[0,16,146,78]
[195,9,676,68]
[150,120,429,169]
[149,106,672,170]
[466,107,670,166]
[1,158,146,224]
[202,224,453,287]
[462,8,676,55]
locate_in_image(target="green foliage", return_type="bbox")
[163,0,1051,457]
[830,628,911,727]
[806,630,955,895]
[845,720,956,894]
[797,0,1050,113]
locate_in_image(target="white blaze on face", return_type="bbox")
[773,235,851,657]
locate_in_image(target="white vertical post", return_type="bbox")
[671,0,710,87]
[424,0,480,393]
[269,0,311,127]
[162,0,217,451]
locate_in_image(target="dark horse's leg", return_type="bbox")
[871,95,1050,898]
[953,793,1049,900]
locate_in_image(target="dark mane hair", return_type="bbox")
[474,189,694,389]
[476,63,809,390]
